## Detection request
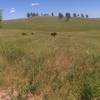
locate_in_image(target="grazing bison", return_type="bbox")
[31,32,34,35]
[51,32,57,37]
[21,33,27,36]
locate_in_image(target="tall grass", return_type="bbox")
[0,17,100,99]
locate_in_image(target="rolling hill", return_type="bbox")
[3,16,100,32]
[0,17,100,100]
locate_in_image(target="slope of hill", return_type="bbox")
[3,16,100,32]
[0,17,100,100]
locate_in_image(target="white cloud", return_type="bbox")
[31,2,40,6]
[10,8,15,14]
[11,8,15,10]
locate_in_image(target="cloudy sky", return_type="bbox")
[0,0,100,20]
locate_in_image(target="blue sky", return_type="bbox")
[0,0,100,20]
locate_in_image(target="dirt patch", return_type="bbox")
[0,89,43,100]
[0,90,10,100]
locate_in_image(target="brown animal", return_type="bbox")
[21,33,27,36]
[31,32,34,35]
[51,32,57,37]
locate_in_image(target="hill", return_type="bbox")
[3,16,100,32]
[0,17,100,100]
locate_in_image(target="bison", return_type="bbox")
[21,33,27,36]
[51,32,57,37]
[31,32,34,35]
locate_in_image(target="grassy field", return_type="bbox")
[0,17,100,100]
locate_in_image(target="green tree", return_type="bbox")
[73,13,77,17]
[81,13,85,18]
[27,12,31,18]
[51,12,54,16]
[58,12,64,19]
[86,14,89,18]
[65,12,71,21]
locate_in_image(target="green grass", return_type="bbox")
[0,17,100,100]
[3,17,100,32]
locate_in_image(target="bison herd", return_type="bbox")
[21,32,57,37]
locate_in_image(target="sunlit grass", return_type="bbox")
[0,17,100,99]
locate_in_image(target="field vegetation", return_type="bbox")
[0,17,100,100]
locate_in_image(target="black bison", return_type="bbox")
[21,33,27,36]
[51,32,57,37]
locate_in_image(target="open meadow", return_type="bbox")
[0,17,100,100]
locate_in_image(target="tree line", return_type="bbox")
[58,12,88,21]
[26,12,89,20]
